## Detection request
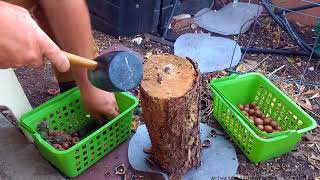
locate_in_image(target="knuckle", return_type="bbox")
[25,51,40,62]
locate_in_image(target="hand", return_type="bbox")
[80,84,120,124]
[0,1,70,72]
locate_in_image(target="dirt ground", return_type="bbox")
[12,9,320,180]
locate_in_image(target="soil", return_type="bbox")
[9,3,320,180]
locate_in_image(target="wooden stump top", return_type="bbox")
[141,54,196,99]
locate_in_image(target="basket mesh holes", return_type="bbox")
[71,109,75,113]
[97,147,102,151]
[97,135,101,140]
[103,130,107,135]
[62,106,67,111]
[53,127,58,131]
[69,103,73,107]
[98,152,102,156]
[90,146,94,150]
[109,126,113,131]
[82,145,87,149]
[76,161,81,166]
[75,149,79,154]
[84,162,88,166]
[84,156,88,161]
[83,151,87,155]
[77,167,81,171]
[50,113,54,118]
[89,140,93,145]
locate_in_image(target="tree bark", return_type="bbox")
[140,54,202,178]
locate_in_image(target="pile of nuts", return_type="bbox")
[238,102,282,133]
[38,121,79,150]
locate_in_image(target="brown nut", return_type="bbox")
[257,124,264,131]
[263,118,272,125]
[62,142,70,150]
[264,125,273,133]
[254,106,260,110]
[53,144,63,150]
[254,110,262,118]
[249,116,255,123]
[254,118,264,126]
[275,125,282,131]
[71,132,78,138]
[71,137,79,145]
[238,104,244,110]
[248,109,255,116]
[249,102,256,108]
[269,120,278,129]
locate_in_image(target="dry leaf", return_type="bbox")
[310,93,320,99]
[305,98,313,110]
[131,116,141,132]
[311,155,320,162]
[47,89,59,96]
[303,89,320,96]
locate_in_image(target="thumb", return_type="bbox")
[38,28,70,72]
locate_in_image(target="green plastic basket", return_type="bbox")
[20,87,138,177]
[211,80,293,139]
[210,72,317,163]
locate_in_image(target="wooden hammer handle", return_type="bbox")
[63,51,98,70]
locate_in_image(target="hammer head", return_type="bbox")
[88,51,143,92]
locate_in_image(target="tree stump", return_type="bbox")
[140,54,202,178]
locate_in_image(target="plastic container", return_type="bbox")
[87,0,157,36]
[20,87,138,177]
[210,72,317,163]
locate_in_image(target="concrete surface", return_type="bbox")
[0,113,14,128]
[0,127,66,180]
[0,113,162,180]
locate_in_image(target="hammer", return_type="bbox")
[63,51,143,92]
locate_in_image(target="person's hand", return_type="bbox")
[80,84,120,124]
[0,1,70,72]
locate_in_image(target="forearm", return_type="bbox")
[40,0,96,89]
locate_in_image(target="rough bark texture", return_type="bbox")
[140,54,202,178]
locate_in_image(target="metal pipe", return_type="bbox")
[241,47,310,56]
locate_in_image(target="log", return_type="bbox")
[140,54,202,178]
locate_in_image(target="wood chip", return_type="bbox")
[144,52,153,59]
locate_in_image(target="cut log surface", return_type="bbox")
[140,54,202,178]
